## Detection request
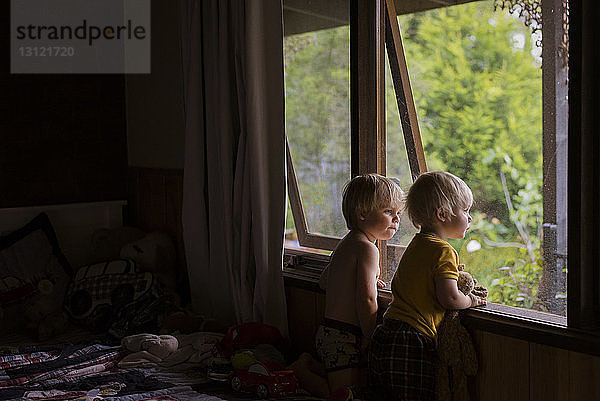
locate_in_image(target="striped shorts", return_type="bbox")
[368,318,436,401]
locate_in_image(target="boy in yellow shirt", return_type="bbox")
[369,171,486,401]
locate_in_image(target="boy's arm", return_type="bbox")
[436,278,487,309]
[355,243,379,343]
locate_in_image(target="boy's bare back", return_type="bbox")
[321,230,379,330]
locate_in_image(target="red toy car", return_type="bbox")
[230,360,298,399]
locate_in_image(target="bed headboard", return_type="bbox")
[0,200,127,268]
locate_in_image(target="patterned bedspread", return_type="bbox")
[0,343,224,401]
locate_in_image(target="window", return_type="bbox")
[386,1,567,318]
[284,0,576,325]
[283,2,350,253]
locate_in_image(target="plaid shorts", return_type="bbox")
[368,318,436,401]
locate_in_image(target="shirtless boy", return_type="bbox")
[292,174,402,399]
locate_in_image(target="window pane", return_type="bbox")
[385,47,419,243]
[283,4,350,239]
[388,1,566,316]
[284,195,332,255]
[384,48,419,282]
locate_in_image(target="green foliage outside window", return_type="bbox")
[284,27,351,238]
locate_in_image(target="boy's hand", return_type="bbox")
[468,293,487,307]
[472,285,488,299]
[375,266,385,288]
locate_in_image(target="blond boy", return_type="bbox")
[291,174,402,399]
[369,171,486,401]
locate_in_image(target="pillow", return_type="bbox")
[0,213,72,338]
[65,259,175,337]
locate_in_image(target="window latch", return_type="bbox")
[284,254,305,268]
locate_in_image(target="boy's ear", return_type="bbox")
[436,207,447,222]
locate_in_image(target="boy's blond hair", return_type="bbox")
[406,171,473,229]
[342,173,403,230]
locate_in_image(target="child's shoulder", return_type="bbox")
[342,230,378,248]
[414,232,449,245]
[411,233,455,254]
[334,231,378,258]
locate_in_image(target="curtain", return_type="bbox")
[179,0,288,336]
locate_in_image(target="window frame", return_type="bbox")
[283,0,600,340]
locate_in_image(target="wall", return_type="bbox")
[0,2,127,208]
[125,0,185,169]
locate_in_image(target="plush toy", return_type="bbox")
[24,279,70,340]
[232,350,258,370]
[119,333,179,368]
[435,265,488,401]
[91,227,146,262]
[120,231,179,304]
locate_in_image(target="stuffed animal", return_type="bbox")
[119,333,179,368]
[120,231,179,304]
[435,265,488,401]
[89,228,179,305]
[24,279,70,340]
[91,227,146,262]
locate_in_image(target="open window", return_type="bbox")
[283,0,569,323]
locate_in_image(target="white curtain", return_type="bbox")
[179,0,288,336]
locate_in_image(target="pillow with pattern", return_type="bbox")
[0,213,72,339]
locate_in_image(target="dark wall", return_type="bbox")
[0,3,127,208]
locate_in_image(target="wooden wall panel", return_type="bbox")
[451,330,529,401]
[286,286,321,356]
[530,343,569,401]
[137,171,168,231]
[569,351,600,400]
[315,291,326,328]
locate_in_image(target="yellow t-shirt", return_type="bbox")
[384,233,460,339]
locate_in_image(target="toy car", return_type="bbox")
[230,360,298,399]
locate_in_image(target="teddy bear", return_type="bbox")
[91,228,179,305]
[120,231,179,305]
[24,278,71,340]
[435,265,488,401]
[91,227,147,261]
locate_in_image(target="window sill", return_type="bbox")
[461,305,600,356]
[283,248,600,357]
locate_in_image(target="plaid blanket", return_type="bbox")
[0,343,222,401]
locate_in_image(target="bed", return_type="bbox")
[0,201,320,401]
